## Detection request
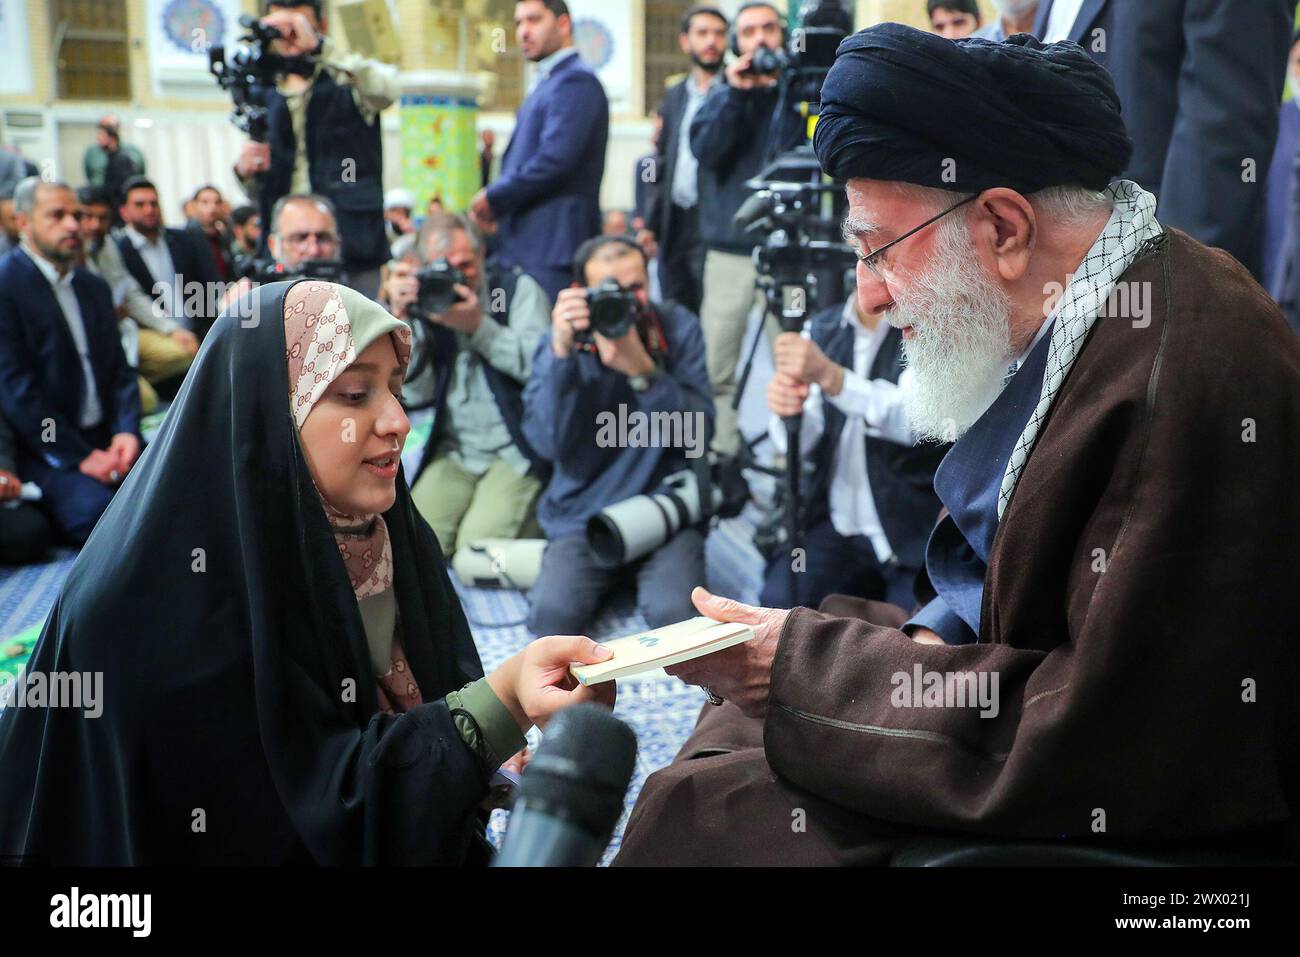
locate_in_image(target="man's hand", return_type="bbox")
[235,141,271,179]
[911,627,945,645]
[108,433,141,477]
[551,285,589,358]
[169,327,199,356]
[0,470,21,502]
[767,370,809,417]
[635,228,658,260]
[725,51,779,90]
[78,448,119,486]
[665,587,790,719]
[383,260,418,318]
[262,8,321,57]
[773,332,841,393]
[432,284,482,334]
[469,189,496,233]
[595,325,655,378]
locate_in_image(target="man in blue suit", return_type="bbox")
[1034,0,1294,278]
[0,178,141,545]
[469,0,609,302]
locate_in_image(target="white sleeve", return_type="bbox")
[825,366,915,446]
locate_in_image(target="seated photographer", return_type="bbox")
[761,293,946,612]
[220,193,343,308]
[383,213,551,559]
[522,235,713,637]
[232,0,397,297]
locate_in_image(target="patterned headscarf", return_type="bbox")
[283,281,412,601]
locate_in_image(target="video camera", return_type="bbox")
[415,258,469,317]
[581,279,640,341]
[208,14,319,141]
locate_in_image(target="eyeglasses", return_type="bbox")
[284,231,339,249]
[855,194,977,284]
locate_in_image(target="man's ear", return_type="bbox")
[972,187,1035,283]
[268,234,280,261]
[680,33,690,56]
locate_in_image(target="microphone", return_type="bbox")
[492,703,637,867]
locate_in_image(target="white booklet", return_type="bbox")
[570,616,756,686]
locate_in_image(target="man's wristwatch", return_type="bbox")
[628,361,663,393]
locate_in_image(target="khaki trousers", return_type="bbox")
[410,454,542,558]
[699,248,771,455]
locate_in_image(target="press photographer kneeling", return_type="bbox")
[384,213,551,561]
[523,236,713,637]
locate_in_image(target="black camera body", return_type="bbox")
[415,258,469,317]
[741,44,790,77]
[583,279,639,340]
[209,14,319,142]
[250,257,347,285]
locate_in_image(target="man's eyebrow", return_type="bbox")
[841,212,882,244]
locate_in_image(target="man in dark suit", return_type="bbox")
[468,0,609,302]
[115,176,221,340]
[0,179,141,545]
[1038,0,1293,278]
[642,5,727,315]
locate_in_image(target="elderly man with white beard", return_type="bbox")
[613,24,1300,866]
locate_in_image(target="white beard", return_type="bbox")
[886,217,1015,443]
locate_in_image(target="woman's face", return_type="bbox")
[299,335,410,517]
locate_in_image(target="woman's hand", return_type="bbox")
[487,635,616,732]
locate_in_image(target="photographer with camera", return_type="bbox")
[219,193,344,310]
[689,1,804,455]
[231,1,397,298]
[522,236,713,638]
[382,213,551,560]
[762,294,946,611]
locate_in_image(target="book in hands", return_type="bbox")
[570,616,756,686]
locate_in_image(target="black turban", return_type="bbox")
[813,23,1132,193]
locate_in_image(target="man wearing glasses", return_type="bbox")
[218,194,345,312]
[616,24,1300,866]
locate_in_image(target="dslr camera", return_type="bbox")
[581,278,639,340]
[415,258,469,317]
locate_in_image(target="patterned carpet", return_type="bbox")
[0,311,779,864]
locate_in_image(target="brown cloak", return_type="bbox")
[615,230,1300,866]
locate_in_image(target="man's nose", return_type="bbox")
[856,260,894,315]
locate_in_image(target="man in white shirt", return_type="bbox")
[0,178,141,544]
[762,294,947,610]
[77,185,196,395]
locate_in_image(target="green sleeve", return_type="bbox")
[445,677,527,772]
